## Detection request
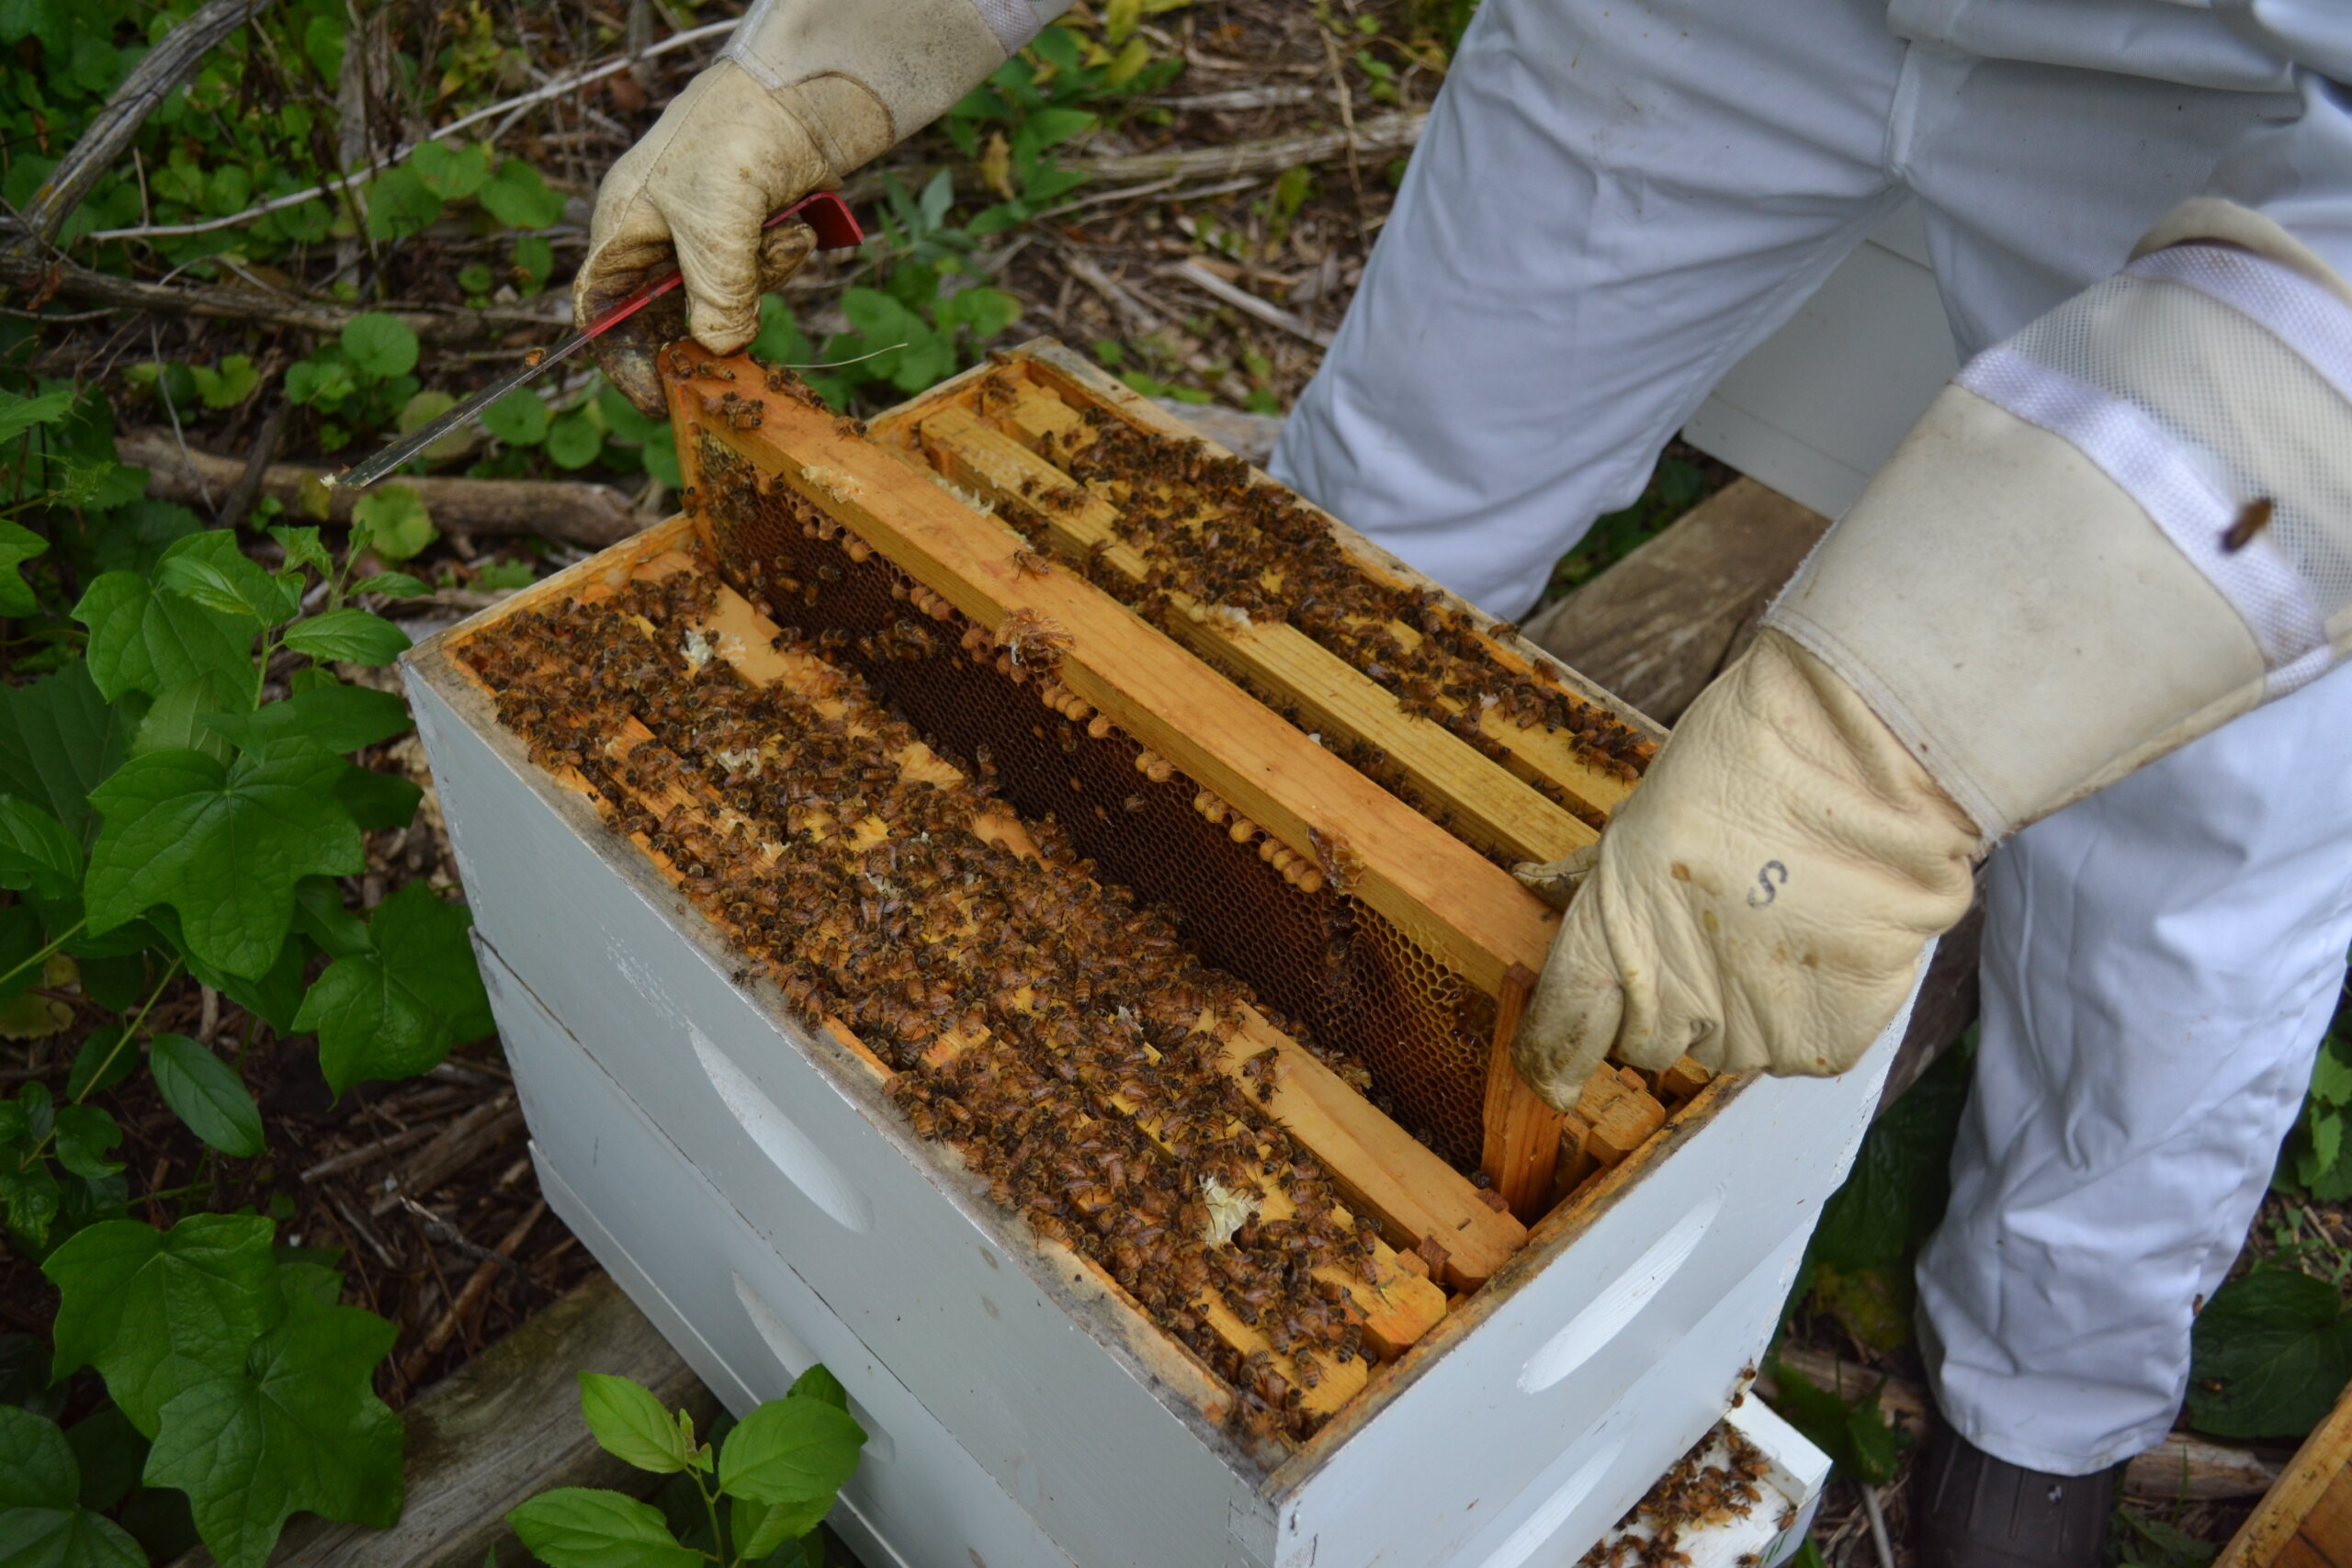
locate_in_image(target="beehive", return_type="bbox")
[402,339,1913,1567]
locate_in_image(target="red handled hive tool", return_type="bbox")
[329,191,863,491]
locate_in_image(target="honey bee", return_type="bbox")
[2223,496,2275,553]
[1012,547,1053,579]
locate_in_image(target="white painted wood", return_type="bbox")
[485,943,1080,1568]
[410,638,1875,1568]
[411,669,1261,1568]
[1684,200,1959,517]
[1272,1024,1895,1567]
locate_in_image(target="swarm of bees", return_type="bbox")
[1577,1425,1772,1566]
[466,565,1390,1445]
[1002,405,1654,801]
[680,417,1522,1172]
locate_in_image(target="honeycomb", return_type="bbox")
[692,430,1499,1170]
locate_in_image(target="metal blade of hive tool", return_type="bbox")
[326,192,864,492]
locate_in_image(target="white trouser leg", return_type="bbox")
[1892,55,2339,1475]
[1914,659,2352,1474]
[1268,0,1907,617]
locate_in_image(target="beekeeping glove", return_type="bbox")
[579,0,1068,413]
[1515,200,2352,1102]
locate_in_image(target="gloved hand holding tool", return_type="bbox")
[579,0,1068,414]
[1513,207,2352,1105]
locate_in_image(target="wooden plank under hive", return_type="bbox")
[662,343,1610,1221]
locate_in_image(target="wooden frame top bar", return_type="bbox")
[665,343,1557,995]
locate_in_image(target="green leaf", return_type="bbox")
[51,1109,121,1181]
[341,314,420,380]
[266,525,334,581]
[349,487,436,564]
[543,414,601,470]
[156,534,301,626]
[0,798,80,902]
[479,159,564,230]
[65,501,201,578]
[410,141,492,202]
[2312,1040,2352,1110]
[282,610,411,667]
[148,1035,264,1158]
[1811,1040,1970,1273]
[42,1214,277,1435]
[349,572,430,600]
[188,355,261,412]
[507,1490,696,1568]
[2298,1109,2345,1192]
[86,747,365,979]
[63,1405,147,1514]
[1764,1358,1901,1485]
[0,521,49,617]
[0,667,134,849]
[787,1364,848,1411]
[66,1031,137,1102]
[0,1404,76,1509]
[143,1287,402,1568]
[0,1503,147,1568]
[363,166,444,243]
[577,1374,690,1474]
[334,765,422,832]
[716,1397,863,1532]
[203,685,411,756]
[72,572,254,705]
[481,390,550,448]
[2188,1269,2352,1438]
[0,388,73,445]
[132,675,240,764]
[292,878,371,962]
[296,884,491,1093]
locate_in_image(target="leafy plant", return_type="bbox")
[508,1369,865,1568]
[0,370,488,1567]
[943,26,1180,235]
[2277,982,2352,1200]
[1763,1359,1903,1487]
[2188,1267,2352,1438]
[753,263,1019,411]
[35,1213,403,1568]
[285,314,425,453]
[1778,1033,1973,1352]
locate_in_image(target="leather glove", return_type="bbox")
[578,0,1032,414]
[1515,198,2352,1102]
[1514,630,1978,1102]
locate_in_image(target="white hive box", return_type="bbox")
[403,348,1905,1566]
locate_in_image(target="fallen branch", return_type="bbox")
[119,429,646,549]
[0,247,566,343]
[1762,1345,2282,1502]
[371,1092,525,1217]
[1164,259,1332,347]
[400,1200,547,1384]
[86,18,739,245]
[842,111,1429,207]
[5,0,285,261]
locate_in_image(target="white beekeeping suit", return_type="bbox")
[1269,0,2352,1554]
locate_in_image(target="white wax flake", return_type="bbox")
[681,627,715,673]
[714,748,762,779]
[1201,1178,1259,1247]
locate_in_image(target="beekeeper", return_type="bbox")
[581,2,2352,1562]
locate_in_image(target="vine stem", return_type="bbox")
[69,954,186,1109]
[0,918,85,992]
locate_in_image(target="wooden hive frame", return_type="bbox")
[663,339,1679,1224]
